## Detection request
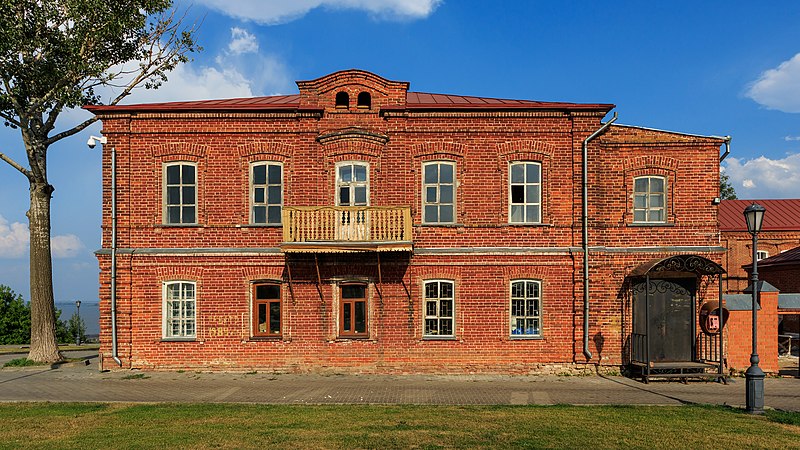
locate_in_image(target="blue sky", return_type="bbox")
[2,0,800,332]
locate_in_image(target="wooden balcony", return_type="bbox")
[281,206,413,253]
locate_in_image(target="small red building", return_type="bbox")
[87,70,729,375]
[719,199,800,294]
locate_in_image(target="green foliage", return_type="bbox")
[0,0,199,126]
[0,285,30,344]
[54,309,70,344]
[3,357,47,367]
[66,312,86,344]
[720,171,737,200]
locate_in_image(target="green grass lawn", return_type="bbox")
[0,403,798,449]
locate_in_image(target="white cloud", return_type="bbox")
[785,136,800,141]
[51,234,85,258]
[0,215,85,259]
[195,0,442,25]
[0,215,30,258]
[746,53,800,113]
[228,27,259,55]
[724,153,800,198]
[118,62,254,104]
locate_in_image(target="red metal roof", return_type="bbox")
[756,245,800,268]
[405,92,612,110]
[719,199,800,231]
[84,94,302,113]
[84,92,613,113]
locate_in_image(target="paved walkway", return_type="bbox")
[1,351,798,411]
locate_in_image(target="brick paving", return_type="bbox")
[0,351,798,411]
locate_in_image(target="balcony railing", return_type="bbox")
[282,206,412,252]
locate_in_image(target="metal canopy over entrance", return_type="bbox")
[627,255,727,383]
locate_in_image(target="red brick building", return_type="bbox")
[719,199,800,294]
[87,70,729,375]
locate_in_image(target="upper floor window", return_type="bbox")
[510,280,541,337]
[337,162,369,206]
[335,91,349,109]
[357,92,371,109]
[340,283,368,337]
[756,250,769,261]
[633,176,666,223]
[423,280,454,338]
[252,282,281,337]
[423,162,455,224]
[509,162,541,224]
[163,281,196,339]
[164,162,196,225]
[251,162,282,224]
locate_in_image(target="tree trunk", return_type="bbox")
[26,181,61,363]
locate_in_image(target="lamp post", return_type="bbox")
[743,203,766,414]
[75,300,82,346]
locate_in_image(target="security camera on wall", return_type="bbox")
[87,135,107,149]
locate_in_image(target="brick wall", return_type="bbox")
[724,291,779,373]
[721,231,800,293]
[93,70,727,373]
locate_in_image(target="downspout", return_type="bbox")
[719,136,731,162]
[581,111,617,360]
[111,145,121,366]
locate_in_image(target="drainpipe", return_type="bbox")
[111,146,121,366]
[719,136,731,162]
[581,111,617,360]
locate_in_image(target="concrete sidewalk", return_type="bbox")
[1,352,798,411]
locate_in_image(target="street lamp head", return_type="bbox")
[743,203,766,236]
[75,300,81,308]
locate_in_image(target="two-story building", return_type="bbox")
[86,70,728,376]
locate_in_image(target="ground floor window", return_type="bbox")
[164,281,196,339]
[340,283,368,337]
[510,280,541,337]
[252,282,281,337]
[424,280,454,337]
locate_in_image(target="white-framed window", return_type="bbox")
[509,161,541,223]
[633,176,666,223]
[336,162,369,206]
[163,162,197,224]
[422,161,455,224]
[423,280,454,337]
[163,281,196,339]
[756,250,769,261]
[250,162,282,224]
[510,280,541,337]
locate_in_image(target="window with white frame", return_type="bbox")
[164,162,197,224]
[337,162,369,206]
[423,162,455,224]
[509,162,541,223]
[163,281,196,339]
[510,280,541,337]
[756,250,769,261]
[251,162,282,224]
[633,176,666,223]
[423,280,454,337]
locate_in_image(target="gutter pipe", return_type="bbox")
[719,136,731,162]
[111,146,121,366]
[581,111,618,360]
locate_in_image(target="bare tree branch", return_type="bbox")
[0,111,22,128]
[0,149,32,180]
[44,115,98,146]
